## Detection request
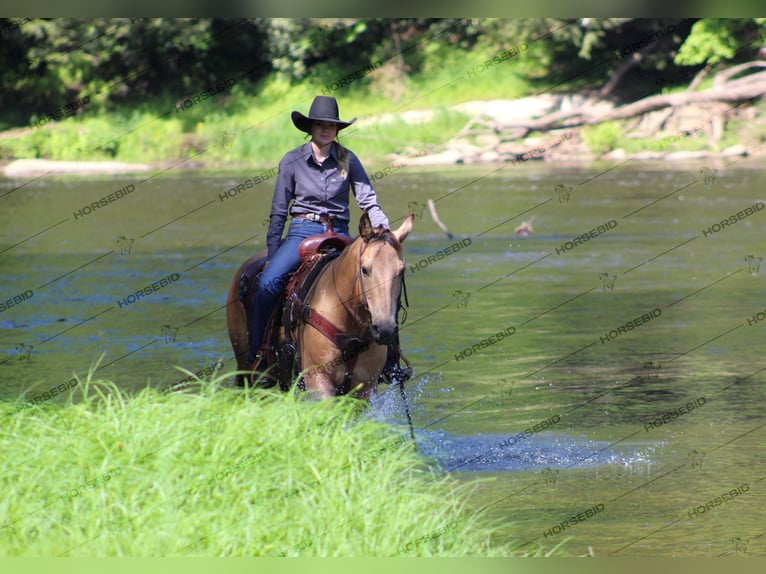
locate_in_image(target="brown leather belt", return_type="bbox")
[293,213,330,223]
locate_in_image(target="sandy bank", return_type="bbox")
[3,159,152,177]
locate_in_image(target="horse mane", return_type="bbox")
[363,229,402,254]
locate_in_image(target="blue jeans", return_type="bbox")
[248,217,350,362]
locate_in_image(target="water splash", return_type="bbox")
[366,373,440,425]
[415,430,658,472]
[366,375,658,473]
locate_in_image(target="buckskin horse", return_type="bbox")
[226,212,414,399]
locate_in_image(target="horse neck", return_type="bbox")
[325,238,366,326]
[337,237,365,299]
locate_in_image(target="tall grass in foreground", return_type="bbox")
[0,369,549,557]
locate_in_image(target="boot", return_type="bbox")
[248,350,279,389]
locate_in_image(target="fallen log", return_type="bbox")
[455,63,766,139]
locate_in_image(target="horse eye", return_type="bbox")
[361,267,370,277]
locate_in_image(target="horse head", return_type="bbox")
[356,212,414,345]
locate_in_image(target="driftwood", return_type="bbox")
[712,61,766,86]
[457,62,766,140]
[386,61,764,166]
[428,200,538,239]
[599,70,766,122]
[427,199,455,240]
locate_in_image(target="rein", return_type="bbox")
[332,239,372,329]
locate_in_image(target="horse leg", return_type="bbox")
[226,269,251,386]
[303,370,337,399]
[299,328,342,398]
[349,343,388,399]
[227,252,267,387]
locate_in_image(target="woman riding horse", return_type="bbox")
[249,95,410,384]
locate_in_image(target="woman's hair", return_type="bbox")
[306,123,349,179]
[334,139,349,180]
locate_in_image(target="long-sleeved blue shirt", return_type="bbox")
[267,142,389,256]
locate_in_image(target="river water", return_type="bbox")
[2,159,765,556]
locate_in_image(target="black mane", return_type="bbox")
[364,230,402,253]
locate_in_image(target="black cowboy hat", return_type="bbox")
[291,96,356,133]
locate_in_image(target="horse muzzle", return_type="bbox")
[370,322,397,346]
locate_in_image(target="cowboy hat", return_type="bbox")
[291,96,356,133]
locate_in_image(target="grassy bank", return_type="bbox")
[4,41,756,172]
[0,46,533,170]
[0,368,543,557]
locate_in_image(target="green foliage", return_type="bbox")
[3,17,763,130]
[675,19,752,66]
[0,371,525,557]
[0,18,273,124]
[2,17,763,167]
[581,121,621,155]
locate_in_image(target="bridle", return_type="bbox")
[332,233,407,331]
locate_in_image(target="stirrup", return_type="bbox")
[249,352,266,373]
[248,353,278,389]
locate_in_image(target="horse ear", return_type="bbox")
[393,213,414,244]
[359,212,373,239]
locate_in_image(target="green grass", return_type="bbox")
[0,365,544,557]
[0,45,534,170]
